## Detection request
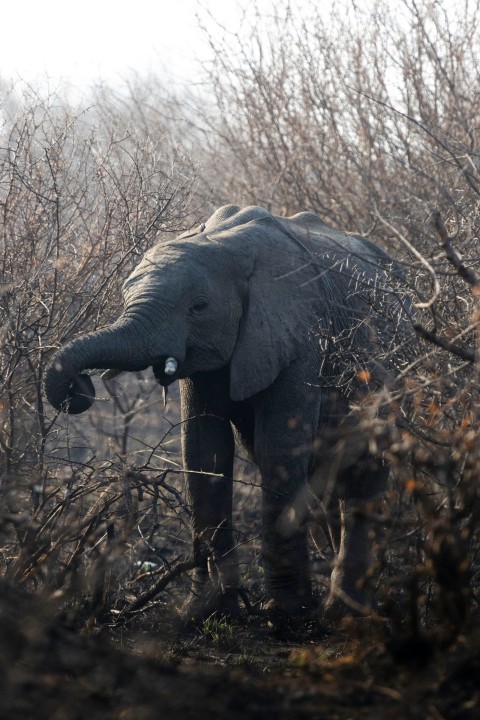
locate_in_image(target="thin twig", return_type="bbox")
[374,205,441,309]
[413,324,475,363]
[433,211,480,289]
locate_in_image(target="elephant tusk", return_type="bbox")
[101,368,124,380]
[164,357,178,376]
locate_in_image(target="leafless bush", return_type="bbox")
[0,82,196,476]
[0,80,205,621]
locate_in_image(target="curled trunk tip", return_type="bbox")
[44,365,96,414]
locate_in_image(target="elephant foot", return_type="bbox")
[263,597,315,619]
[183,575,241,626]
[262,595,316,637]
[263,580,315,622]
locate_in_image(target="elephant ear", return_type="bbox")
[229,261,311,402]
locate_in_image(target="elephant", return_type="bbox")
[44,204,414,621]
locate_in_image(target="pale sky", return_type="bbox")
[0,0,280,95]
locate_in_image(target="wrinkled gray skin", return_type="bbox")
[44,205,413,620]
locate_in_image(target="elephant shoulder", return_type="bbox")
[281,212,394,264]
[279,212,350,248]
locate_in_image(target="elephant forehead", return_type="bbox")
[122,252,209,301]
[128,237,244,281]
[141,242,189,266]
[140,238,221,267]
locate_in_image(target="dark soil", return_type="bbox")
[1,581,479,720]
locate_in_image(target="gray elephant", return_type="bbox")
[44,205,413,620]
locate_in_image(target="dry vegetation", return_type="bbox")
[1,0,480,717]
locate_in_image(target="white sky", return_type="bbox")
[0,0,280,95]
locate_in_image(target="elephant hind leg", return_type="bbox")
[323,462,388,619]
[323,497,375,618]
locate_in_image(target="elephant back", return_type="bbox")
[204,205,273,234]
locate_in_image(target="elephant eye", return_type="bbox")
[190,299,209,314]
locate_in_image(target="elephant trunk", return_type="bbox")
[44,316,165,414]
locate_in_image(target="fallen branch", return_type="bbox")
[116,521,229,621]
[119,556,199,618]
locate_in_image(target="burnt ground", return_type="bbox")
[1,580,479,720]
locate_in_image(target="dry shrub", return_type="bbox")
[0,81,197,475]
[0,81,200,624]
[1,0,480,642]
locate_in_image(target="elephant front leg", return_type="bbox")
[187,470,240,620]
[261,494,313,616]
[253,373,320,618]
[255,438,314,615]
[181,378,240,621]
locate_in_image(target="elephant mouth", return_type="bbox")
[100,360,150,379]
[104,357,182,387]
[151,356,181,386]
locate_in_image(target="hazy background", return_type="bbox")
[0,0,285,95]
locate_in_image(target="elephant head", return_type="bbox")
[45,205,327,412]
